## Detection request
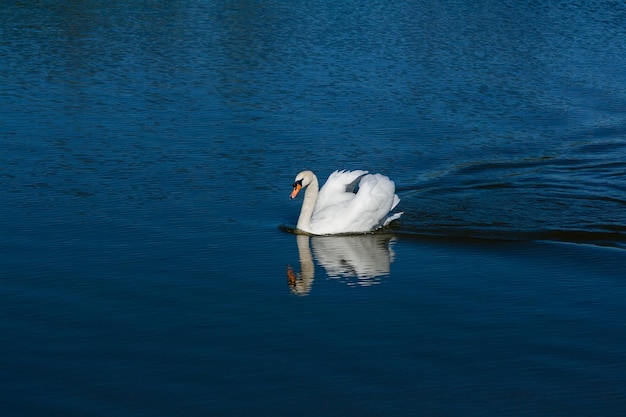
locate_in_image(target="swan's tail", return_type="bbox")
[380,194,402,227]
[383,211,403,227]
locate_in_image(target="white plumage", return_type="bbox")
[289,170,402,235]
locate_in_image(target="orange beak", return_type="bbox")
[290,183,302,199]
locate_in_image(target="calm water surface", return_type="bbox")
[1,1,626,416]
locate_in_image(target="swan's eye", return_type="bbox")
[292,179,303,187]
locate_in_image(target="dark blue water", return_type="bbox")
[2,1,626,416]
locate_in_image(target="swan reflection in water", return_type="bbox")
[287,234,397,296]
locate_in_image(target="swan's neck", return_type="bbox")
[296,175,319,233]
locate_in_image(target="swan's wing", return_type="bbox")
[311,173,401,234]
[315,170,368,212]
[344,174,401,231]
[350,174,400,230]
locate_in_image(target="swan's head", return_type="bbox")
[290,170,314,199]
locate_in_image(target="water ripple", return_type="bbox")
[398,143,626,248]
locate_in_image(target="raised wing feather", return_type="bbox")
[314,170,368,213]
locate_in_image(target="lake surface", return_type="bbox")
[2,1,626,416]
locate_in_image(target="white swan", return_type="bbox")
[289,170,402,235]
